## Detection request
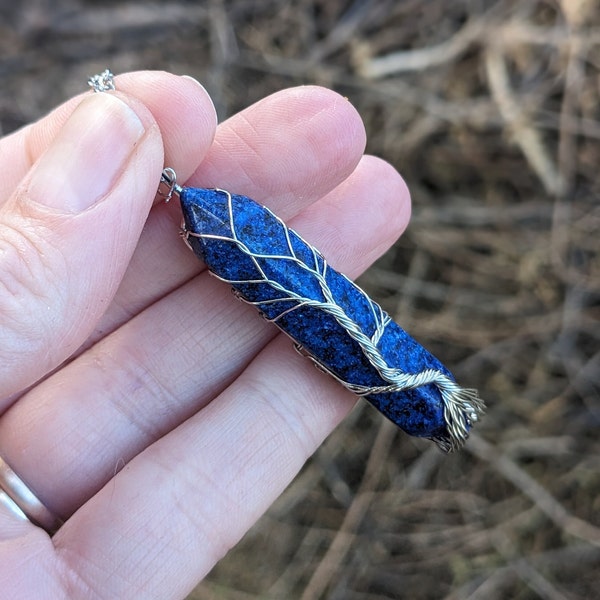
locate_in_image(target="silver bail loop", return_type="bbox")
[158,168,183,203]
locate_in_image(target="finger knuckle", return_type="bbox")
[0,217,65,346]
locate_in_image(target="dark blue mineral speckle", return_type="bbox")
[180,187,459,443]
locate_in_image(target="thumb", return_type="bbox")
[0,91,163,403]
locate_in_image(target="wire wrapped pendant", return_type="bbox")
[161,170,484,452]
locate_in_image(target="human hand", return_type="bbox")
[0,71,410,599]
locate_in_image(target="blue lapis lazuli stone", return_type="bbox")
[179,187,457,443]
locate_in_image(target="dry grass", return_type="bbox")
[2,0,599,598]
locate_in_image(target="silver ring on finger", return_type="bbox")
[0,455,62,534]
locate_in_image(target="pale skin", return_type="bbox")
[0,71,410,599]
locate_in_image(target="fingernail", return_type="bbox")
[181,75,218,127]
[181,74,205,90]
[29,93,146,213]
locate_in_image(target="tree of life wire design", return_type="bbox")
[181,188,485,452]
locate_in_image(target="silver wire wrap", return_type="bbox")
[180,185,485,452]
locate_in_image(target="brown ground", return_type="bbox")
[2,1,599,598]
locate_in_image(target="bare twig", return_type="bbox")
[485,44,565,196]
[358,19,486,78]
[300,420,397,600]
[466,434,600,547]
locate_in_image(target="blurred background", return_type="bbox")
[1,0,599,598]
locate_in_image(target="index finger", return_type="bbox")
[0,70,217,204]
